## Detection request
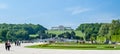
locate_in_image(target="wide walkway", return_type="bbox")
[0,43,119,54]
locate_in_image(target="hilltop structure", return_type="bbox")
[51,25,73,31]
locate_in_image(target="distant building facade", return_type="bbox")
[51,25,73,31]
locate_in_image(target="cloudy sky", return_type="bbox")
[0,0,120,29]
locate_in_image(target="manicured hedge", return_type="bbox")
[104,46,114,48]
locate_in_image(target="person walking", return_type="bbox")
[15,41,17,46]
[5,40,11,51]
[16,40,21,46]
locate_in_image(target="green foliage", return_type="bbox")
[0,23,47,41]
[47,30,84,37]
[16,29,29,40]
[111,35,120,42]
[76,23,102,40]
[98,24,110,36]
[46,30,84,39]
[96,36,106,43]
[110,20,120,35]
[109,20,120,42]
[29,34,39,37]
[38,30,48,39]
[6,30,16,41]
[76,19,120,43]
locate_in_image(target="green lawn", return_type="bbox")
[29,34,39,37]
[26,43,120,50]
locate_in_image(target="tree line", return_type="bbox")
[37,30,82,40]
[0,23,47,41]
[57,31,82,39]
[76,19,120,44]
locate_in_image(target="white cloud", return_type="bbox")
[66,7,91,15]
[0,3,7,9]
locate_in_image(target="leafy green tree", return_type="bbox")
[110,20,120,35]
[90,36,95,44]
[38,30,48,39]
[109,20,120,42]
[15,30,29,40]
[99,24,109,36]
[71,31,76,39]
[0,23,47,41]
[6,30,16,41]
[76,23,102,41]
[0,29,8,41]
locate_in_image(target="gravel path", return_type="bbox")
[0,43,120,54]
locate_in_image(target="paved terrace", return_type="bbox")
[0,43,119,54]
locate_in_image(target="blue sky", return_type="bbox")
[0,0,120,29]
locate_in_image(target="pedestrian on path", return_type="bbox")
[15,40,21,46]
[5,40,11,51]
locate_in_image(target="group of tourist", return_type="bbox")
[15,40,21,46]
[5,40,21,51]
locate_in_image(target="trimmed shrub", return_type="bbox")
[104,46,114,48]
